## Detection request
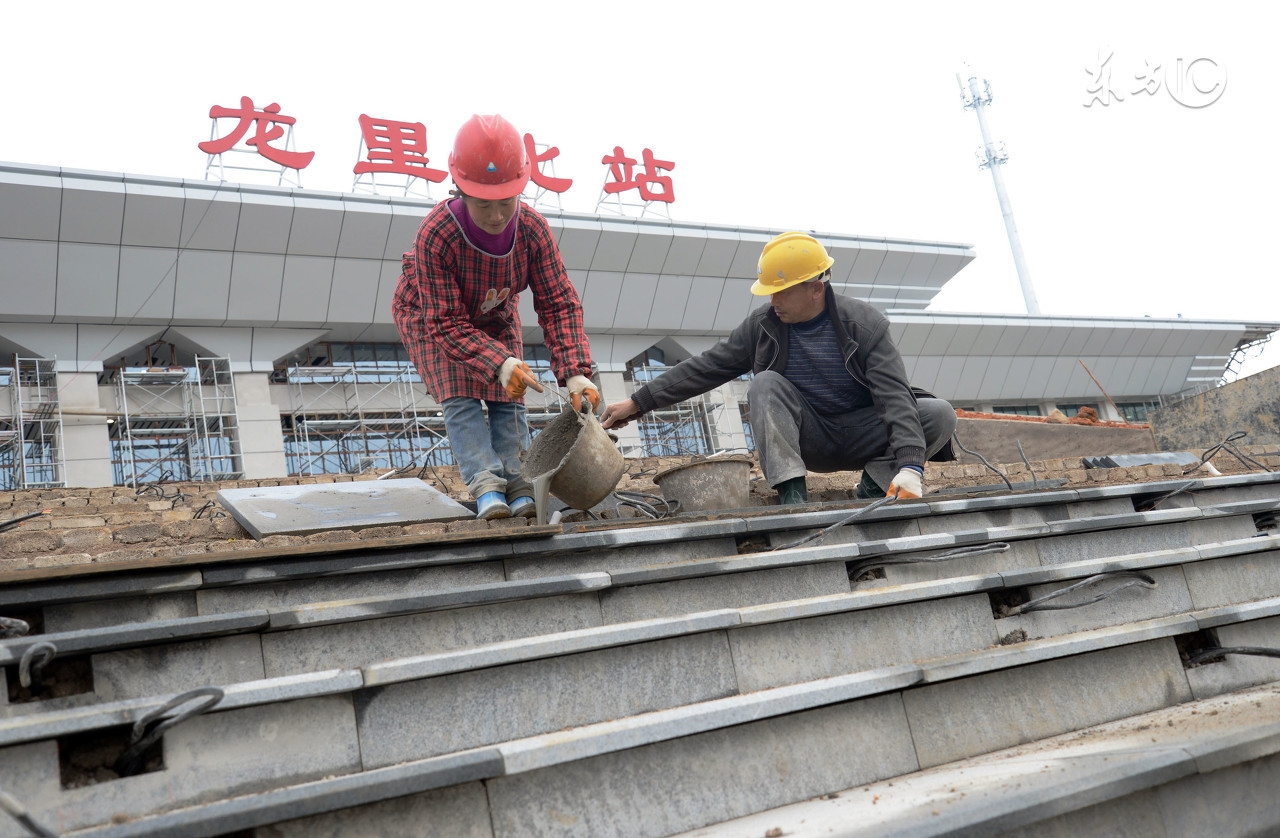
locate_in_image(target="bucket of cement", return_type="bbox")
[522,408,625,522]
[653,457,753,513]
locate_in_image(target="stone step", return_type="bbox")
[16,617,1278,838]
[7,585,1280,834]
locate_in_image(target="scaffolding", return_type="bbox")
[112,356,242,486]
[0,357,67,490]
[284,362,446,476]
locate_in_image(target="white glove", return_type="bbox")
[498,357,522,388]
[567,374,600,412]
[887,467,923,499]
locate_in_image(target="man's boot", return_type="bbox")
[855,471,884,500]
[775,476,808,506]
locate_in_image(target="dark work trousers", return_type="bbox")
[747,370,957,490]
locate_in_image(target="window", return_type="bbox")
[625,347,668,383]
[992,405,1041,417]
[1116,400,1161,423]
[1055,403,1097,418]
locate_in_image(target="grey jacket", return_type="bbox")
[631,283,927,470]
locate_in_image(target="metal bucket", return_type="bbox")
[522,408,625,524]
[653,457,753,513]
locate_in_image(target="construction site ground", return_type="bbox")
[2,439,1276,580]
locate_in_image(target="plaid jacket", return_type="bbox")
[392,201,594,402]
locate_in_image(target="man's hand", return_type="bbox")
[600,398,640,429]
[886,467,923,499]
[567,375,601,413]
[499,357,544,400]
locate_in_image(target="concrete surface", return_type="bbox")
[1150,364,1280,449]
[952,416,1158,464]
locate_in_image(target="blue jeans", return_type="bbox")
[441,398,533,500]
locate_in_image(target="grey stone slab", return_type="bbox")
[488,691,919,838]
[43,591,199,632]
[240,779,493,838]
[0,611,270,665]
[744,501,924,536]
[496,665,920,775]
[197,561,504,614]
[1153,749,1280,838]
[0,570,202,608]
[1184,615,1280,700]
[996,546,1196,588]
[1066,497,1140,518]
[1034,521,1204,567]
[1188,513,1268,543]
[905,639,1193,768]
[512,518,747,556]
[985,522,1053,541]
[1193,595,1280,629]
[1046,508,1196,535]
[728,594,998,693]
[267,572,611,629]
[765,516,922,550]
[364,610,741,686]
[17,696,361,837]
[736,575,1004,625]
[0,741,58,838]
[924,489,1080,516]
[0,669,363,748]
[80,760,500,838]
[503,536,739,580]
[1192,484,1280,506]
[1000,565,1193,639]
[93,632,266,701]
[921,614,1198,684]
[1197,533,1280,560]
[915,505,1064,536]
[262,592,603,677]
[607,542,856,586]
[678,747,1185,838]
[601,562,849,624]
[871,538,1040,587]
[359,631,739,768]
[201,541,511,586]
[1183,548,1280,609]
[217,478,473,539]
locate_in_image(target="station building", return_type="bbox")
[1,162,1274,489]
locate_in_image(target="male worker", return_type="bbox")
[600,232,956,504]
[393,114,600,520]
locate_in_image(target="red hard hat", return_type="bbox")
[448,114,530,200]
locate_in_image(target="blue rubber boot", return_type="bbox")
[476,491,511,520]
[508,496,536,518]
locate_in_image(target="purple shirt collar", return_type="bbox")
[448,197,518,256]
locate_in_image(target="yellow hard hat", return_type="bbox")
[751,232,835,296]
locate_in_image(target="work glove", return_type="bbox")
[498,357,543,400]
[567,375,601,413]
[886,467,924,500]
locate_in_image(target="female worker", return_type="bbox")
[392,114,599,519]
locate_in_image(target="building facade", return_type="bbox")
[1,162,1273,489]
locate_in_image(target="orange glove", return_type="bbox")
[886,467,923,499]
[567,375,600,413]
[498,358,544,400]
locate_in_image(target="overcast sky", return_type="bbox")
[4,1,1276,377]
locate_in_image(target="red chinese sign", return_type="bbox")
[199,97,315,170]
[601,147,675,203]
[199,98,675,202]
[352,115,447,181]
